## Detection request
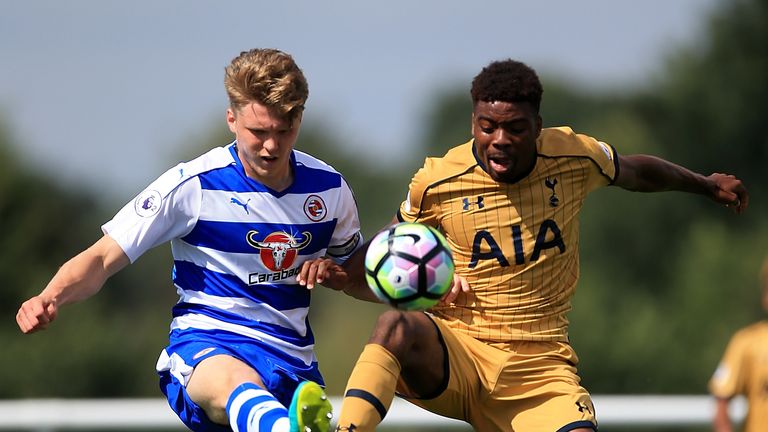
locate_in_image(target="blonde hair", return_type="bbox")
[224,48,308,121]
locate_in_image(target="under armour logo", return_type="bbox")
[230,197,251,214]
[576,401,592,414]
[545,177,559,207]
[463,196,484,211]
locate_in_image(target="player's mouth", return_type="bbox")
[260,155,279,164]
[488,154,513,174]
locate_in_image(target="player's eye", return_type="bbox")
[504,126,527,135]
[500,121,529,136]
[479,123,496,134]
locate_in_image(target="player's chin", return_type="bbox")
[489,168,516,183]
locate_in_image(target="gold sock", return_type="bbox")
[335,344,401,432]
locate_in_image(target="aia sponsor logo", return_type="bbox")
[246,230,312,271]
[304,194,326,221]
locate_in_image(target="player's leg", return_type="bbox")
[185,354,286,428]
[499,341,597,431]
[335,310,447,431]
[187,354,331,432]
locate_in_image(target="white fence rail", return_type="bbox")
[0,395,747,430]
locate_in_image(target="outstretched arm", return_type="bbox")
[297,243,380,302]
[712,397,733,432]
[614,154,749,214]
[16,235,130,334]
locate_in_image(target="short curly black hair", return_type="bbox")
[470,59,543,113]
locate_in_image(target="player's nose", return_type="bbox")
[490,129,512,146]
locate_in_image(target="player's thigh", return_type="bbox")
[397,316,484,422]
[501,342,596,431]
[369,311,447,397]
[509,390,596,432]
[186,354,265,422]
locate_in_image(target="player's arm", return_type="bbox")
[614,154,748,213]
[712,397,733,432]
[297,219,398,303]
[16,235,130,334]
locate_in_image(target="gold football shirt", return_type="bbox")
[709,321,768,432]
[398,126,618,342]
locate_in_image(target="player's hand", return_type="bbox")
[16,296,58,334]
[438,273,470,306]
[708,173,748,214]
[297,258,348,290]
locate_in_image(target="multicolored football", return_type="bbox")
[364,222,455,310]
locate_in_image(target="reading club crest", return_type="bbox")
[304,195,326,222]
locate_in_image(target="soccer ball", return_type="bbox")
[364,222,455,310]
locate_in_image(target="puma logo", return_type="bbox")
[230,197,251,214]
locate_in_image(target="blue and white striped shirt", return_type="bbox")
[103,142,362,367]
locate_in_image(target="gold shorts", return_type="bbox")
[398,316,597,431]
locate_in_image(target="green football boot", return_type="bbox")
[288,381,333,432]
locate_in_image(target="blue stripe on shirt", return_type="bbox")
[171,303,315,347]
[172,260,311,310]
[181,220,336,255]
[199,147,342,194]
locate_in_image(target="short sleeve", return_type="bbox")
[576,133,619,192]
[709,331,748,398]
[102,168,201,263]
[398,158,440,227]
[326,178,363,264]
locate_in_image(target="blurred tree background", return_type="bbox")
[1,0,766,430]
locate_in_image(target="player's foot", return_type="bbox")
[288,381,333,432]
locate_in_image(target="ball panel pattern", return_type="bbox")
[364,222,455,310]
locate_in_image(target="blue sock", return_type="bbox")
[226,382,289,432]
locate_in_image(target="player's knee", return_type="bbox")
[200,397,230,426]
[369,310,421,352]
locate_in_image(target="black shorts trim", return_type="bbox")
[412,313,450,400]
[557,420,597,432]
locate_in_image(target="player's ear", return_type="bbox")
[226,108,237,133]
[470,112,476,136]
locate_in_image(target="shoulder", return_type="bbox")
[294,150,339,173]
[150,144,236,198]
[180,144,237,177]
[412,140,477,190]
[293,150,346,191]
[733,320,768,342]
[538,126,619,182]
[538,127,614,160]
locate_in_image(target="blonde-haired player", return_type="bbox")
[17,48,366,432]
[709,257,768,432]
[299,59,748,431]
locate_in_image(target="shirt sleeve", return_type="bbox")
[101,168,201,263]
[576,133,619,192]
[709,330,748,398]
[397,158,440,227]
[326,177,363,264]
